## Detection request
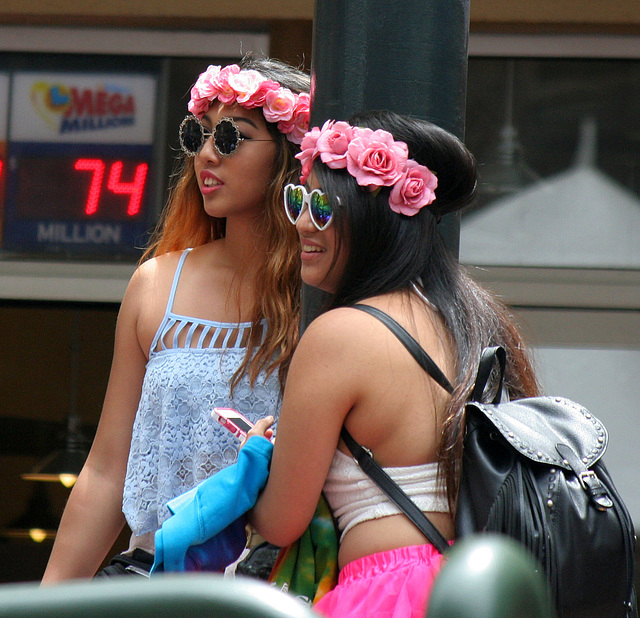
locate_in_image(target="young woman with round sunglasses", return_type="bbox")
[42,56,310,582]
[246,111,539,616]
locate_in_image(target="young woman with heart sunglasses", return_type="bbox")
[247,110,539,617]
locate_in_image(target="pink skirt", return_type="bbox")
[313,544,446,618]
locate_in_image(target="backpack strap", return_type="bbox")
[340,303,453,554]
[470,346,506,404]
[340,426,450,554]
[351,304,454,395]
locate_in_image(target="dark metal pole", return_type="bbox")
[311,0,470,139]
[302,0,471,329]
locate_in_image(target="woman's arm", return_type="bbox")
[41,266,152,583]
[248,309,372,547]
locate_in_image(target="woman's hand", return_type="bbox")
[244,415,275,445]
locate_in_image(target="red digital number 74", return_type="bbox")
[74,158,148,217]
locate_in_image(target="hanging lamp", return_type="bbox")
[2,484,59,542]
[22,310,90,488]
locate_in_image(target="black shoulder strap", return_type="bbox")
[470,346,506,403]
[340,304,453,554]
[340,426,450,554]
[351,304,454,395]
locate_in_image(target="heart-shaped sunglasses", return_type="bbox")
[283,184,334,231]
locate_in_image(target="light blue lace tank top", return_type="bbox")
[122,249,281,536]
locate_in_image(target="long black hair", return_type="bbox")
[314,110,539,509]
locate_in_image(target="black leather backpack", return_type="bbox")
[456,346,636,618]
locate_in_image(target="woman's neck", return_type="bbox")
[219,214,267,277]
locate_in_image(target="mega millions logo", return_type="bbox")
[30,81,136,134]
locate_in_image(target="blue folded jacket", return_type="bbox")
[152,436,274,573]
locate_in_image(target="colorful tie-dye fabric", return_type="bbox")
[268,494,339,605]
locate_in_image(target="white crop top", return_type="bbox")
[323,449,449,540]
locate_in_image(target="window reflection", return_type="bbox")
[462,57,640,269]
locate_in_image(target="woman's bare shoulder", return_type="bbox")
[135,250,184,279]
[120,251,187,343]
[125,250,184,296]
[293,306,394,378]
[300,306,384,347]
[299,299,452,376]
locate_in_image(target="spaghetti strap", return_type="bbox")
[166,249,192,316]
[147,248,257,357]
[148,248,192,355]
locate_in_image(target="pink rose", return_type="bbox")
[227,70,266,105]
[188,65,223,117]
[213,64,241,105]
[317,120,354,169]
[237,78,279,110]
[389,160,438,216]
[188,95,212,118]
[296,126,322,183]
[277,92,310,144]
[193,65,222,99]
[286,110,310,144]
[263,87,297,123]
[346,128,408,188]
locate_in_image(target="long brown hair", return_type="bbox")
[142,57,309,392]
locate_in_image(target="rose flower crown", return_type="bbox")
[297,120,438,217]
[188,64,311,145]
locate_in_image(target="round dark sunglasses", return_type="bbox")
[283,184,333,231]
[179,115,273,158]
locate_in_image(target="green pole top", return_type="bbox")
[427,534,556,618]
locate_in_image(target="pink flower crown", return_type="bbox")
[296,120,438,217]
[188,64,310,145]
